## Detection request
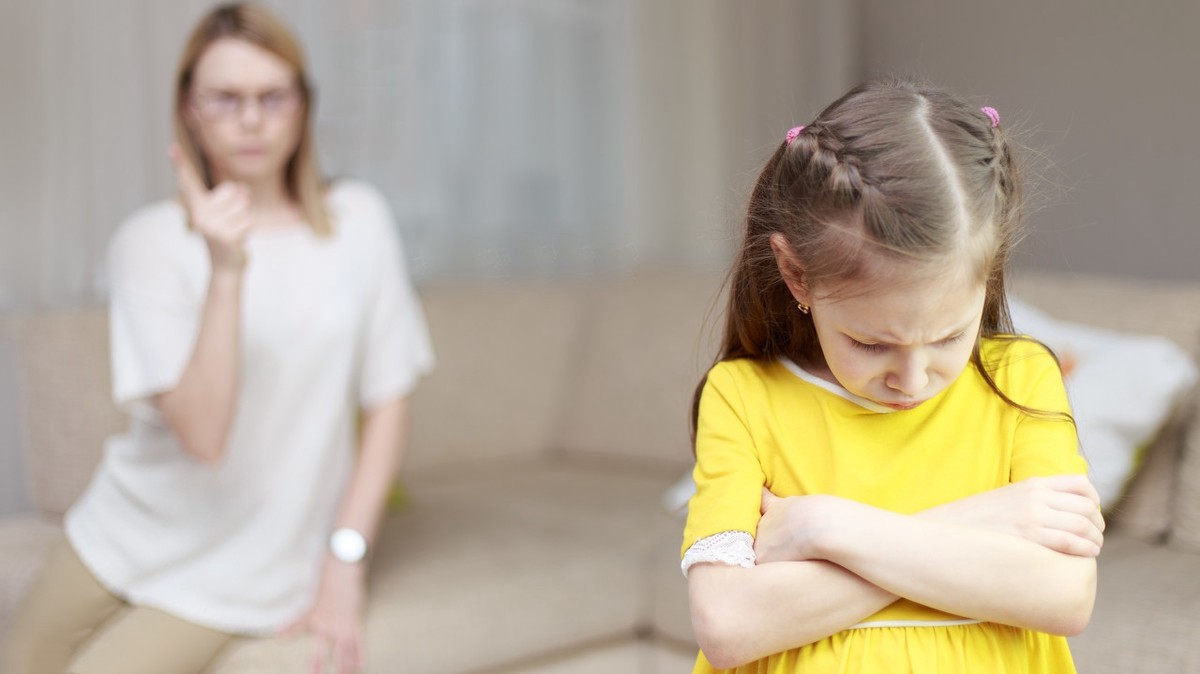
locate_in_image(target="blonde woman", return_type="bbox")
[0,4,433,673]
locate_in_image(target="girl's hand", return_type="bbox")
[921,475,1105,557]
[169,144,253,271]
[280,560,366,674]
[754,489,845,564]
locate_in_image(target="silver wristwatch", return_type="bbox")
[329,527,368,564]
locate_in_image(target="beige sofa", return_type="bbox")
[2,270,1199,673]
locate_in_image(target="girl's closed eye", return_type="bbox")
[849,332,963,353]
[938,332,966,347]
[850,338,887,353]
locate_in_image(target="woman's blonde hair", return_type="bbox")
[174,3,330,235]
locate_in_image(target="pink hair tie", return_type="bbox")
[981,106,1000,128]
[785,126,805,145]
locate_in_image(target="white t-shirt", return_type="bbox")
[65,180,435,635]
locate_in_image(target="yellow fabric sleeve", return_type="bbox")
[682,362,767,557]
[992,338,1088,480]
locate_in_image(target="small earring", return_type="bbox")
[797,302,810,314]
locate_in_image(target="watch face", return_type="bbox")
[330,528,367,563]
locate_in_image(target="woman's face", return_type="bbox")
[185,38,304,185]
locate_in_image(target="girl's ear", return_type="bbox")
[769,233,811,306]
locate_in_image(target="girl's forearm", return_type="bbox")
[818,500,1096,635]
[688,560,897,668]
[155,267,244,462]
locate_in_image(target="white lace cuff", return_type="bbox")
[680,531,756,577]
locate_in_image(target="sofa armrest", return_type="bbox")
[0,309,120,518]
[1169,388,1200,551]
[0,516,63,641]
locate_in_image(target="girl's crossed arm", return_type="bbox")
[688,474,1103,668]
[688,556,897,668]
[758,476,1103,630]
[762,479,1099,636]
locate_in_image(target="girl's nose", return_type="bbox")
[886,352,929,396]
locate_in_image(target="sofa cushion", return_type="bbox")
[555,272,726,467]
[489,638,697,674]
[1114,416,1185,541]
[0,516,64,640]
[278,459,672,673]
[0,310,122,517]
[1170,403,1200,552]
[648,511,695,647]
[222,638,707,674]
[209,460,677,672]
[1068,534,1200,673]
[405,282,588,474]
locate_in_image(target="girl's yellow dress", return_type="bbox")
[683,338,1085,673]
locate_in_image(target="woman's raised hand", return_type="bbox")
[921,474,1106,558]
[170,144,252,271]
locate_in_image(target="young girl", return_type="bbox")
[0,4,432,673]
[682,79,1105,672]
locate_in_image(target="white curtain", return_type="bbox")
[0,0,856,310]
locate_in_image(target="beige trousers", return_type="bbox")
[0,537,233,674]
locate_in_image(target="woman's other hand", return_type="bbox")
[170,144,252,271]
[280,561,366,674]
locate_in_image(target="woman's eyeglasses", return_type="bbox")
[190,87,302,120]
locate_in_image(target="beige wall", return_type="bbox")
[626,0,859,271]
[0,340,29,514]
[861,0,1200,281]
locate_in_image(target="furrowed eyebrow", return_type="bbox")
[850,323,971,346]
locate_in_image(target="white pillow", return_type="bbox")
[1009,298,1199,508]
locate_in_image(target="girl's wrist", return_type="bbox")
[807,495,862,562]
